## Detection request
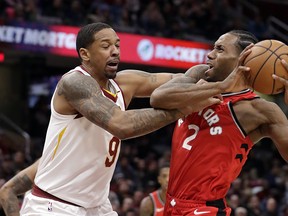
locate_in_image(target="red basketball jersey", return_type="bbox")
[150,190,165,216]
[168,89,259,201]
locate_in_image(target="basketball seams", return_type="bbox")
[244,39,287,95]
[245,46,268,90]
[267,43,286,94]
[252,52,273,94]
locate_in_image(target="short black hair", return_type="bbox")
[158,162,170,176]
[76,22,112,60]
[228,30,259,52]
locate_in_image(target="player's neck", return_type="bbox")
[231,80,249,93]
[159,189,167,202]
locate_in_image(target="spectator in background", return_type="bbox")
[281,204,288,216]
[12,151,27,172]
[229,194,241,216]
[234,207,248,216]
[246,195,263,216]
[109,191,121,213]
[247,13,269,41]
[121,197,135,216]
[140,2,165,36]
[64,0,84,26]
[263,197,278,216]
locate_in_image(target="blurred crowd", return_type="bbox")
[0,0,287,216]
[0,0,271,41]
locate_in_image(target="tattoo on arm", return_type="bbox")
[57,73,182,138]
[1,174,33,215]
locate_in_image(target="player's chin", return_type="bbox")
[105,68,117,79]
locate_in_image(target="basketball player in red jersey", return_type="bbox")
[150,30,288,216]
[140,163,170,216]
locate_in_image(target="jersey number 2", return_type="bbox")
[105,137,120,167]
[182,124,199,150]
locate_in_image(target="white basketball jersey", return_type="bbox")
[34,66,125,208]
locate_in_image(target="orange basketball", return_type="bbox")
[243,39,288,95]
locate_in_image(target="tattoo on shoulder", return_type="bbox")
[57,74,101,101]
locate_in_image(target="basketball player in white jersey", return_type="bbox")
[1,23,252,216]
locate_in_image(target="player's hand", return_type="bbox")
[220,44,254,92]
[179,96,222,115]
[197,79,223,101]
[272,59,288,104]
[185,64,209,82]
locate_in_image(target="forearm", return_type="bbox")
[0,165,36,216]
[150,81,223,109]
[0,189,20,216]
[107,107,183,140]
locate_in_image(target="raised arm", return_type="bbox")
[115,69,182,105]
[150,65,219,109]
[150,45,253,110]
[0,160,39,216]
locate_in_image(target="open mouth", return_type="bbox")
[206,63,213,69]
[107,62,118,67]
[107,60,119,70]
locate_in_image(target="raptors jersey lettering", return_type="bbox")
[150,190,165,216]
[168,89,259,201]
[34,66,126,208]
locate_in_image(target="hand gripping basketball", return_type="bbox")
[244,39,288,95]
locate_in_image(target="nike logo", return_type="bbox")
[155,207,164,212]
[194,209,211,215]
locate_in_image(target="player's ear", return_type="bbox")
[79,48,90,61]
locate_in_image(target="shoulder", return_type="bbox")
[250,98,285,119]
[140,195,154,214]
[141,195,153,206]
[60,71,94,85]
[234,97,287,132]
[234,97,277,112]
[57,71,99,96]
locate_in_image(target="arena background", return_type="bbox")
[0,0,288,215]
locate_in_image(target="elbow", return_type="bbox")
[0,186,9,200]
[108,124,134,140]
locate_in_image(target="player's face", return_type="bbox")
[158,167,170,191]
[86,28,120,79]
[205,33,241,82]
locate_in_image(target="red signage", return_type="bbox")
[119,33,212,69]
[0,24,212,69]
[0,52,4,62]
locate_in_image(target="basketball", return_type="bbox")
[243,39,288,95]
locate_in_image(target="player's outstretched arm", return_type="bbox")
[56,72,186,140]
[150,45,253,111]
[150,65,222,110]
[0,160,39,216]
[272,59,288,104]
